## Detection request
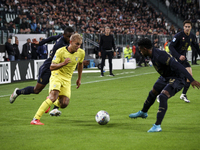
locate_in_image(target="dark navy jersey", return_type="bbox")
[39,35,61,46]
[169,30,200,60]
[42,36,69,68]
[151,48,194,82]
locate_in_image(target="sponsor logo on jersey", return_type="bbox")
[172,38,176,42]
[53,55,56,60]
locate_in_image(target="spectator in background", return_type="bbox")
[30,19,37,32]
[20,19,31,33]
[124,45,132,62]
[35,24,41,33]
[13,14,23,25]
[31,38,38,59]
[154,38,160,48]
[192,31,199,65]
[13,38,20,60]
[21,38,32,60]
[132,45,136,56]
[5,37,15,61]
[37,37,48,59]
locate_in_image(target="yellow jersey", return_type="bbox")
[52,46,85,79]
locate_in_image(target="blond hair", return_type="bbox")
[70,33,82,42]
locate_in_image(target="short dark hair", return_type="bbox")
[183,20,192,26]
[64,26,74,34]
[138,38,152,49]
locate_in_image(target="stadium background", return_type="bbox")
[1,0,200,83]
[1,1,200,150]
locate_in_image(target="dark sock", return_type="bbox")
[17,86,34,95]
[53,105,59,109]
[141,90,157,113]
[182,82,190,95]
[155,93,168,125]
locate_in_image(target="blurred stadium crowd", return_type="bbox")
[1,0,199,35]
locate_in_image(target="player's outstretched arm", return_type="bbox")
[190,80,200,89]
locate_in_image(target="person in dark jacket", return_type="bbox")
[98,26,116,77]
[13,38,20,60]
[21,38,32,60]
[31,38,38,59]
[37,37,48,59]
[5,37,15,61]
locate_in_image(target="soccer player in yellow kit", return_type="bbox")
[30,33,85,125]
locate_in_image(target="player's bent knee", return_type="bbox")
[161,90,170,98]
[60,103,68,108]
[59,97,70,108]
[60,101,69,108]
[152,88,159,96]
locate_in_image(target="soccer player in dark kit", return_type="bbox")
[10,27,74,116]
[169,20,200,103]
[129,38,200,132]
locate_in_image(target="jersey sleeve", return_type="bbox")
[169,34,181,59]
[39,35,61,46]
[158,51,194,82]
[52,48,62,64]
[157,51,171,65]
[79,50,85,63]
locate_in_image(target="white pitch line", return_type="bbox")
[0,71,156,98]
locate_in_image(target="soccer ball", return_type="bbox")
[95,110,110,125]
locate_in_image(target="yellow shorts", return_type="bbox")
[49,75,71,98]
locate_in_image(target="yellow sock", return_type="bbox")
[34,98,53,120]
[53,99,61,108]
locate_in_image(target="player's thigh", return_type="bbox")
[49,75,62,93]
[59,80,71,99]
[37,65,51,85]
[34,82,46,93]
[163,77,185,97]
[153,76,167,94]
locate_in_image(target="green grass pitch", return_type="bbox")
[0,63,200,150]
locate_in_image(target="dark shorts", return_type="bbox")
[153,76,186,97]
[178,59,191,68]
[37,64,51,85]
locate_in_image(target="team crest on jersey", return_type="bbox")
[75,57,79,61]
[53,55,56,60]
[172,38,176,42]
[190,38,192,42]
[182,37,185,42]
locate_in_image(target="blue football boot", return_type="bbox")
[147,124,162,132]
[129,110,148,119]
